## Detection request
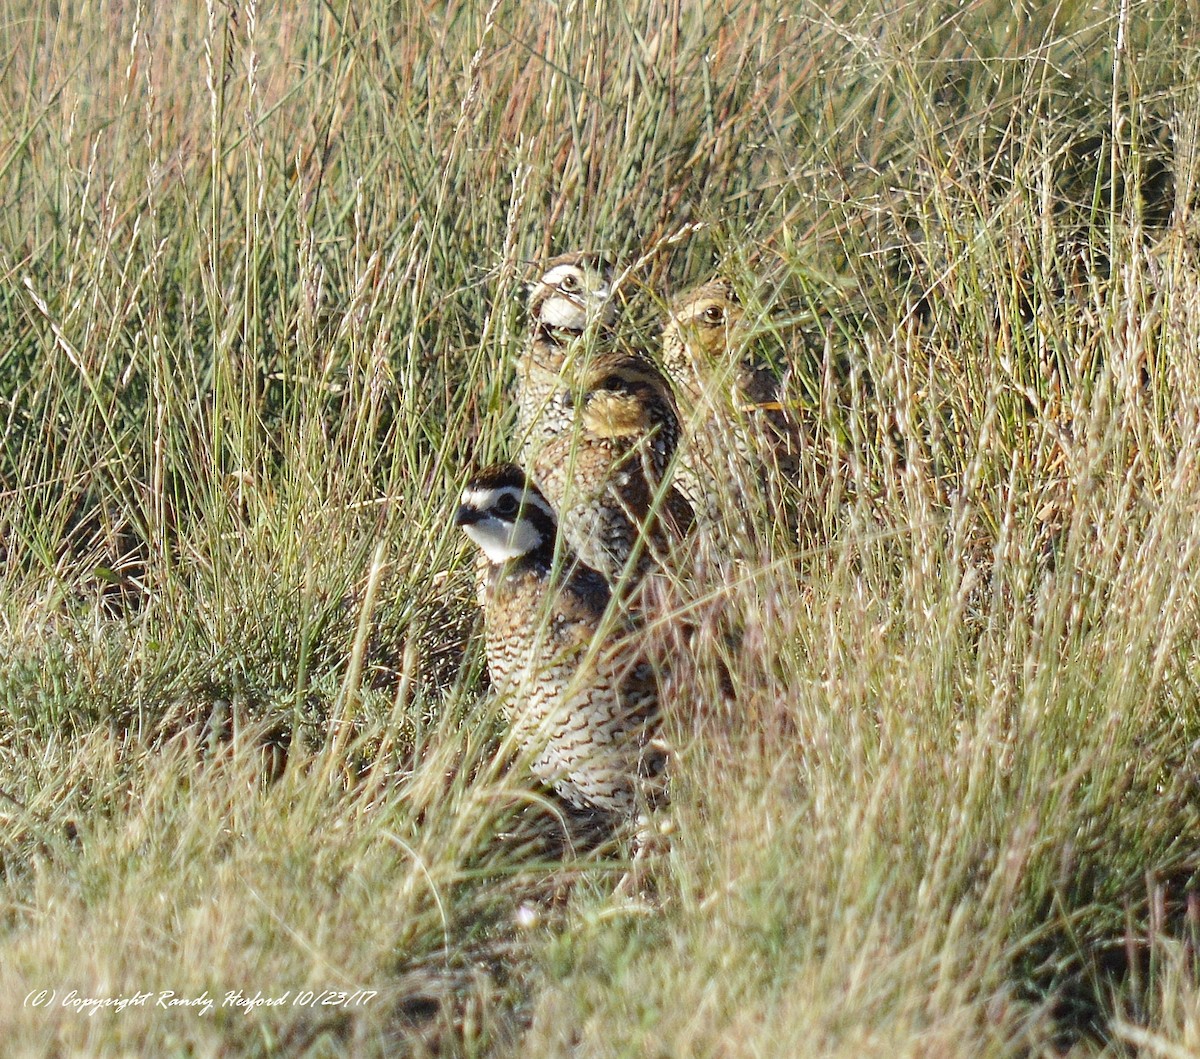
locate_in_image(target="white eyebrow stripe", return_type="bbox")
[522,492,557,521]
[675,302,719,323]
[460,482,556,520]
[460,486,499,508]
[541,264,583,286]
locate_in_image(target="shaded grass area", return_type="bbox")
[4,0,1200,1054]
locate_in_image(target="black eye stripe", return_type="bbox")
[522,503,557,540]
[481,486,557,527]
[461,466,559,541]
[489,491,556,545]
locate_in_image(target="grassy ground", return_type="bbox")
[3,0,1200,1054]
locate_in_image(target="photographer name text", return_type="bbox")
[25,988,379,1018]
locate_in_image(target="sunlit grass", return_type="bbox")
[2,0,1200,1054]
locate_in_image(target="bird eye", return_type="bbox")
[702,305,725,324]
[559,273,581,293]
[494,493,520,518]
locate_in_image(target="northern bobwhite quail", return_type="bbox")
[456,463,666,820]
[661,279,804,537]
[516,252,617,468]
[531,349,693,585]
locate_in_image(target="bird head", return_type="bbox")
[456,464,558,564]
[526,252,618,335]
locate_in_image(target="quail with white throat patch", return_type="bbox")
[516,252,617,467]
[456,463,666,820]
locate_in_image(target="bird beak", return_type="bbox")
[454,505,481,527]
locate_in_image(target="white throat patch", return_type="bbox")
[463,516,542,563]
[536,264,613,330]
[539,294,589,331]
[459,484,549,563]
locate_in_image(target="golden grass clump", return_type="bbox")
[3,0,1200,1054]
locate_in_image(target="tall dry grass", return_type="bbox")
[2,0,1200,1054]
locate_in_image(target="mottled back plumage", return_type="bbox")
[531,350,693,584]
[661,279,804,535]
[456,463,665,818]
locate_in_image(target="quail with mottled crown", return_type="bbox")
[516,252,617,467]
[661,279,804,535]
[531,349,693,586]
[512,252,693,586]
[455,463,666,820]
